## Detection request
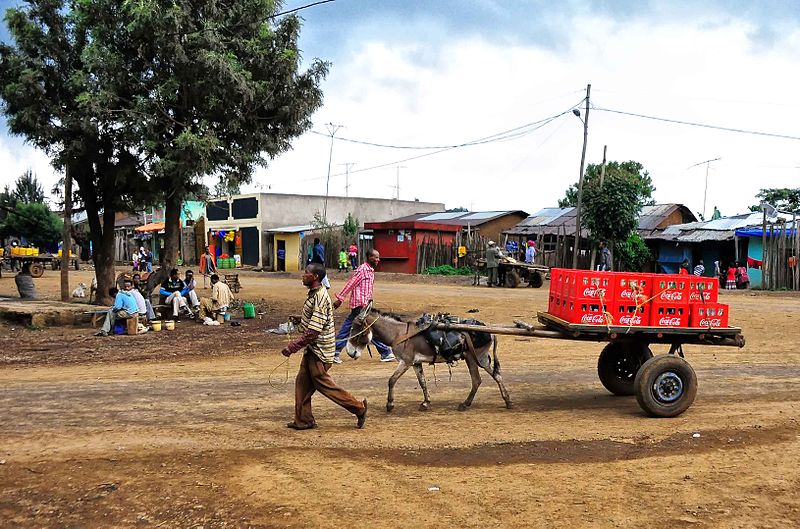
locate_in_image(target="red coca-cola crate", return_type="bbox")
[547,268,568,316]
[689,303,730,328]
[652,275,690,305]
[566,270,615,302]
[651,302,689,328]
[562,298,611,325]
[613,273,653,305]
[688,277,719,303]
[613,303,650,327]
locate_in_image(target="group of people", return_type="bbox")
[678,258,750,289]
[95,267,235,336]
[131,247,153,273]
[282,248,392,430]
[484,239,537,287]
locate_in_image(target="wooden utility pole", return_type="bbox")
[60,164,72,301]
[572,83,591,270]
[761,207,767,290]
[599,145,607,187]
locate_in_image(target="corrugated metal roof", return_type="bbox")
[265,224,315,233]
[461,211,508,220]
[386,210,528,226]
[419,212,465,221]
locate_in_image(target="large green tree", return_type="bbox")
[81,0,328,266]
[13,169,45,204]
[559,160,655,208]
[0,0,145,303]
[0,201,62,248]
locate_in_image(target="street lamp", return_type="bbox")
[572,84,591,270]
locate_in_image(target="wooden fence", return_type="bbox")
[761,216,799,291]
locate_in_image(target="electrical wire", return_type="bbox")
[592,105,800,142]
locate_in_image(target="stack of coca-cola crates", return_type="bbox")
[547,269,729,328]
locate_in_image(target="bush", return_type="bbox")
[423,265,473,276]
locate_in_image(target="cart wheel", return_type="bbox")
[529,271,543,288]
[29,263,45,278]
[505,270,520,288]
[597,342,653,396]
[634,355,697,417]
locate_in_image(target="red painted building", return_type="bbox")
[364,220,460,273]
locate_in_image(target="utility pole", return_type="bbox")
[60,164,72,301]
[339,162,355,197]
[572,83,591,270]
[599,145,607,187]
[687,157,720,220]
[394,165,406,199]
[323,122,343,222]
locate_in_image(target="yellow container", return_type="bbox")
[150,320,162,332]
[163,320,175,331]
[32,247,39,256]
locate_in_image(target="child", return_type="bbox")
[338,247,348,273]
[725,262,737,290]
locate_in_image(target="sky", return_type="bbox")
[1,0,799,219]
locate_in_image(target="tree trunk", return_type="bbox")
[163,191,182,268]
[78,166,117,306]
[60,163,73,301]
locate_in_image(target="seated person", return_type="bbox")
[183,270,200,311]
[160,268,193,318]
[95,280,139,336]
[198,274,234,322]
[132,273,156,320]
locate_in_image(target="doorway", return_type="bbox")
[277,239,286,272]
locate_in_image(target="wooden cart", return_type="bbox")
[430,312,745,418]
[474,257,550,288]
[1,253,79,278]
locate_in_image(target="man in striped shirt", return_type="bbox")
[332,249,395,363]
[282,263,367,430]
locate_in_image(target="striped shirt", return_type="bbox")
[299,286,336,363]
[336,262,375,309]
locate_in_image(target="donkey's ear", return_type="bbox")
[365,300,373,314]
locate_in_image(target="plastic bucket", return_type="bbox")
[243,303,255,319]
[164,320,175,331]
[224,312,231,321]
[151,320,162,332]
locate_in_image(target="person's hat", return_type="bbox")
[528,240,535,246]
[488,240,495,246]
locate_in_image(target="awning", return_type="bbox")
[135,222,165,233]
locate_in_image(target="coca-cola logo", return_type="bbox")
[582,287,603,298]
[689,291,709,302]
[580,314,605,324]
[658,316,682,326]
[699,318,722,327]
[659,291,684,302]
[620,290,645,301]
[619,314,642,325]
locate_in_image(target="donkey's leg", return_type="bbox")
[412,364,432,411]
[479,338,513,409]
[458,355,482,411]
[386,360,410,412]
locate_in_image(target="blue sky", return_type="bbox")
[2,0,799,217]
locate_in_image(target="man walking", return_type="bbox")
[282,263,367,430]
[597,241,611,271]
[693,260,705,277]
[485,241,501,287]
[310,237,331,289]
[333,249,395,363]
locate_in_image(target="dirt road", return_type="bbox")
[1,270,799,528]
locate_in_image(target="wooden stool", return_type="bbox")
[126,317,138,335]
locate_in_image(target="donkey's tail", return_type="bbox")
[491,335,500,377]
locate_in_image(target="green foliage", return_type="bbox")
[13,170,45,204]
[342,213,360,239]
[0,186,16,225]
[558,161,655,209]
[0,202,63,248]
[613,232,652,272]
[423,265,474,276]
[582,170,645,244]
[311,210,336,233]
[749,188,800,213]
[446,207,468,212]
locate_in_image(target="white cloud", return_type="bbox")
[0,137,61,201]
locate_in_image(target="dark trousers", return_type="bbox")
[294,351,365,427]
[335,307,391,358]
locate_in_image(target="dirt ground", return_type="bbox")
[1,268,799,528]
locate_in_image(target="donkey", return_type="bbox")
[346,304,512,413]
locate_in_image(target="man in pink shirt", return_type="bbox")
[332,249,395,363]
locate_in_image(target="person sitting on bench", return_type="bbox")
[183,270,201,312]
[131,273,156,320]
[198,274,234,322]
[95,280,139,336]
[160,268,194,319]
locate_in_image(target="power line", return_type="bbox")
[593,106,800,141]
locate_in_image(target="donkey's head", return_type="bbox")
[346,300,374,359]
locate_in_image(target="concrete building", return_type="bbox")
[203,193,444,268]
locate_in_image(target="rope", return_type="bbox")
[268,328,295,388]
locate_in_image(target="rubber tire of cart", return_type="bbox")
[634,355,697,418]
[504,270,520,288]
[29,263,45,278]
[528,271,543,288]
[597,342,653,396]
